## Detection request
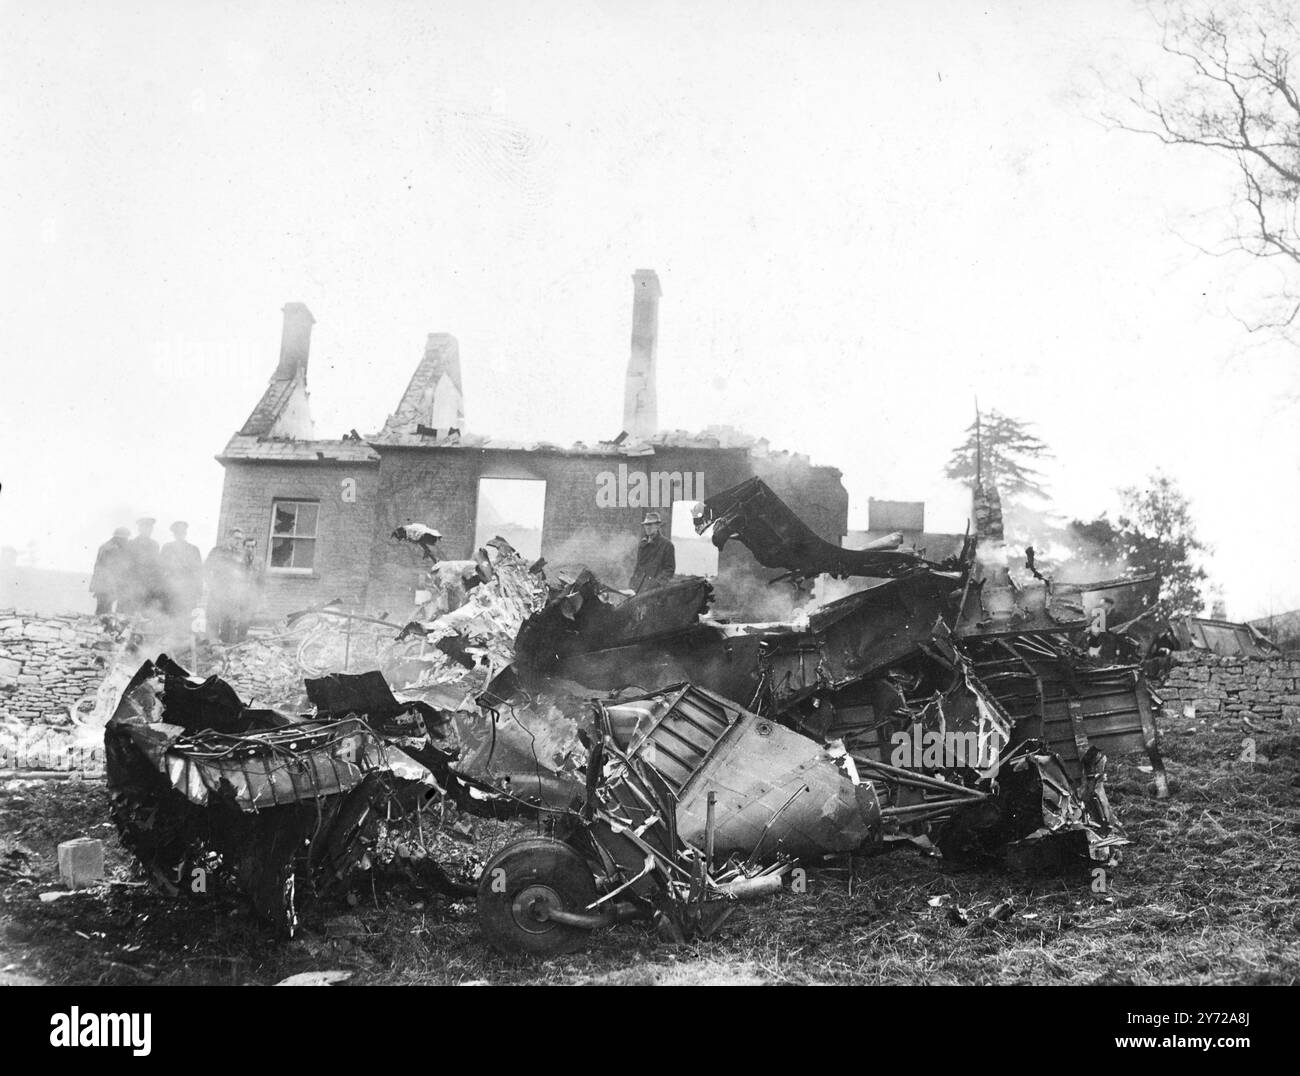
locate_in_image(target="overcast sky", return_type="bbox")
[2,0,1297,619]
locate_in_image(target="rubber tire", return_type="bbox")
[477,837,599,957]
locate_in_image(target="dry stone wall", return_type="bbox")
[1154,650,1300,724]
[0,610,116,773]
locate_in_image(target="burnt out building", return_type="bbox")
[216,272,848,621]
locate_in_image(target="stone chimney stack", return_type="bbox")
[623,269,661,438]
[422,333,465,431]
[274,302,315,381]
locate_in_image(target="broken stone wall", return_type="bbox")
[1155,650,1300,723]
[0,611,113,722]
[0,610,113,773]
[197,634,307,709]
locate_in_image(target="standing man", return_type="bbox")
[238,536,264,642]
[122,517,163,615]
[629,511,676,594]
[205,527,246,644]
[90,527,130,615]
[160,521,203,620]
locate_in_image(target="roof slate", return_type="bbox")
[219,435,379,463]
[238,379,299,437]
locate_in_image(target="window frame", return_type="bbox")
[267,498,319,575]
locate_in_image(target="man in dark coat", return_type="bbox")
[90,527,130,615]
[121,517,164,614]
[160,520,203,618]
[630,511,676,593]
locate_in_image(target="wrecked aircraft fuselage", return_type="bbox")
[105,657,472,935]
[105,483,1164,956]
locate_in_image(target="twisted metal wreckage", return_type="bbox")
[106,477,1167,955]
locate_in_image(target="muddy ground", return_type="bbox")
[2,702,1297,986]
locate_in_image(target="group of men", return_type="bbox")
[89,511,677,637]
[90,518,197,617]
[90,519,263,643]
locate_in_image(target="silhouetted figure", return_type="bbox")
[90,527,131,615]
[238,537,264,641]
[160,521,203,617]
[121,517,164,615]
[205,527,246,644]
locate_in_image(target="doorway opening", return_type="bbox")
[475,478,546,561]
[670,499,718,577]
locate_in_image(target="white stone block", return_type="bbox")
[57,837,104,889]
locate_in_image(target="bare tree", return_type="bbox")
[1115,1,1300,334]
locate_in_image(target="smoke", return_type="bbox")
[1051,528,1131,584]
[711,560,817,622]
[542,529,640,587]
[991,491,1133,586]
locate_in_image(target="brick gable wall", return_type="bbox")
[217,460,379,619]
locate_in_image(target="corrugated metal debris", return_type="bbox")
[105,484,1167,955]
[1171,616,1283,658]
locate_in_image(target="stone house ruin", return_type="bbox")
[216,272,847,621]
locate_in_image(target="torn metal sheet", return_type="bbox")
[953,546,1088,638]
[161,720,435,810]
[1171,615,1283,658]
[602,684,879,857]
[935,741,1124,868]
[749,634,1122,865]
[965,635,1165,789]
[737,576,965,723]
[473,687,829,958]
[471,664,1126,958]
[952,546,1161,641]
[304,669,447,744]
[696,477,957,581]
[386,538,547,703]
[110,660,444,808]
[390,522,443,559]
[838,668,1012,777]
[790,573,963,688]
[513,571,717,683]
[448,688,587,809]
[105,656,463,935]
[527,571,714,654]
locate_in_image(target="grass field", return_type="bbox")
[2,701,1297,986]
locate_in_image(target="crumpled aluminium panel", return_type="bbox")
[105,657,450,935]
